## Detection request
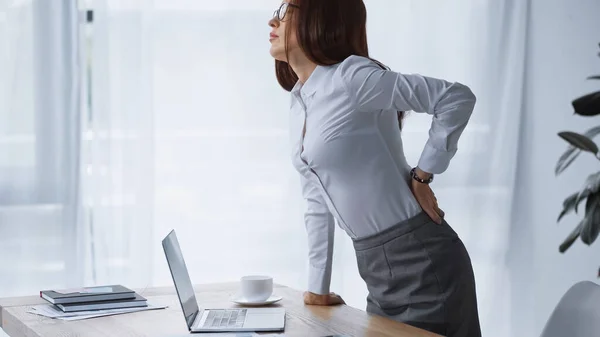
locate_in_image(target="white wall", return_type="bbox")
[512,0,600,336]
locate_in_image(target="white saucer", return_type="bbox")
[231,294,283,306]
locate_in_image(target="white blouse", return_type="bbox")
[289,55,476,295]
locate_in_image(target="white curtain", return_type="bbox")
[84,0,309,292]
[0,0,83,295]
[80,0,156,288]
[0,0,529,336]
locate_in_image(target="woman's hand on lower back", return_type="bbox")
[303,291,345,306]
[410,171,445,224]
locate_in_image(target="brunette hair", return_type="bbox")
[274,0,405,128]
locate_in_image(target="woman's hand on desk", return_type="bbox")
[303,291,345,306]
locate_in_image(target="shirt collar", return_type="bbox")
[291,64,328,97]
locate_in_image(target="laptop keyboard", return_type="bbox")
[202,309,247,328]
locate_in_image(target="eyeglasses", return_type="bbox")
[273,2,299,21]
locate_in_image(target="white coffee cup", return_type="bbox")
[239,275,273,302]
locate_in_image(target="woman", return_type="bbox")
[268,1,481,336]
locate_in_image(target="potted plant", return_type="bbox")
[555,43,600,276]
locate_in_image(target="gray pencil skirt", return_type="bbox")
[352,212,482,337]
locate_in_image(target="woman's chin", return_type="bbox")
[269,48,286,62]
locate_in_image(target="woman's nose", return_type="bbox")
[268,17,278,28]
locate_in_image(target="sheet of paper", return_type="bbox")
[55,307,164,321]
[57,312,129,321]
[27,303,167,319]
[157,332,258,337]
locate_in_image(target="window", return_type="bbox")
[0,0,81,297]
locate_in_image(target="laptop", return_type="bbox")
[161,229,286,333]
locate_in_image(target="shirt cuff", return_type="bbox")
[307,264,332,295]
[417,142,457,174]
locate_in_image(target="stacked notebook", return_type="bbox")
[40,285,147,313]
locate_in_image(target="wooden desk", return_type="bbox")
[0,283,440,337]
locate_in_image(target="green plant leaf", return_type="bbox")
[572,91,600,116]
[555,148,582,175]
[558,131,599,154]
[581,210,600,246]
[585,171,600,194]
[584,192,598,214]
[581,193,600,245]
[584,125,600,138]
[555,126,600,175]
[558,191,588,222]
[558,192,578,222]
[574,189,591,213]
[559,220,583,253]
[577,216,593,246]
[574,172,600,213]
[585,126,600,138]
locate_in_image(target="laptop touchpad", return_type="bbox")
[244,312,284,329]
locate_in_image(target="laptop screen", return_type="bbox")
[162,230,200,329]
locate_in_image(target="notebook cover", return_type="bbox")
[56,293,147,312]
[40,285,136,304]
